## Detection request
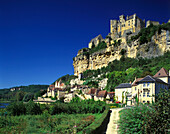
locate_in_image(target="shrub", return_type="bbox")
[118,104,156,134]
[82,106,110,134]
[142,88,170,133]
[26,100,42,115]
[7,102,26,116]
[118,89,170,134]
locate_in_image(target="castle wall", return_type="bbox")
[110,14,145,37]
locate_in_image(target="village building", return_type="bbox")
[116,68,170,105]
[106,92,115,102]
[131,75,169,104]
[115,83,131,103]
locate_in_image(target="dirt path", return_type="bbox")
[106,108,124,134]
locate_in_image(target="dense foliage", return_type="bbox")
[0,99,108,133]
[0,85,48,101]
[89,41,107,54]
[82,107,110,134]
[82,51,170,91]
[7,101,42,116]
[129,23,170,44]
[0,113,102,133]
[118,89,170,134]
[6,99,106,116]
[54,74,77,85]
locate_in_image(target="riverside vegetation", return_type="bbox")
[0,99,110,133]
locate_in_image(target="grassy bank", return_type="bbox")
[0,113,102,133]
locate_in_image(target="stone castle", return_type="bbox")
[73,14,170,76]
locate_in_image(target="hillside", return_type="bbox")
[0,85,48,102]
[54,22,170,92]
[82,51,170,91]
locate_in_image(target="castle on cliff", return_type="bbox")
[73,14,170,76]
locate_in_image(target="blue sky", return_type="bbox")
[0,0,169,89]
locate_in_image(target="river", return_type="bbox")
[0,103,9,109]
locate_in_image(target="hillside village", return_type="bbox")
[35,67,170,106]
[35,14,170,106]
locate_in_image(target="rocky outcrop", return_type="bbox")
[73,30,170,76]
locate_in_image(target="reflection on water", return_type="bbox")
[0,103,9,109]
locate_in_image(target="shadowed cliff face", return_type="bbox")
[73,30,170,76]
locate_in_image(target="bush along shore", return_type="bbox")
[0,99,111,133]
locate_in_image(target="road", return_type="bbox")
[106,108,124,134]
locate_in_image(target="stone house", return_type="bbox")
[85,88,107,101]
[119,67,170,105]
[115,83,132,103]
[55,80,66,89]
[95,90,107,101]
[131,75,169,104]
[43,85,55,98]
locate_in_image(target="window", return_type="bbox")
[135,87,137,91]
[147,83,149,87]
[147,101,150,104]
[147,91,150,97]
[143,83,146,87]
[143,101,145,103]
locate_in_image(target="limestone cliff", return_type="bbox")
[73,29,170,76]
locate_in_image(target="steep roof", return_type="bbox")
[153,68,169,78]
[132,78,143,86]
[115,83,131,89]
[97,90,107,97]
[138,75,167,84]
[49,85,55,87]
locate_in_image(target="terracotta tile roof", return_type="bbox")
[60,83,65,86]
[153,68,169,78]
[97,90,107,97]
[87,88,97,95]
[132,78,143,86]
[107,92,115,94]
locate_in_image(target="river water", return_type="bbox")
[0,103,9,108]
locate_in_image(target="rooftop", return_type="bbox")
[87,88,98,95]
[97,90,107,97]
[115,83,131,89]
[153,68,169,78]
[138,75,167,84]
[132,78,143,86]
